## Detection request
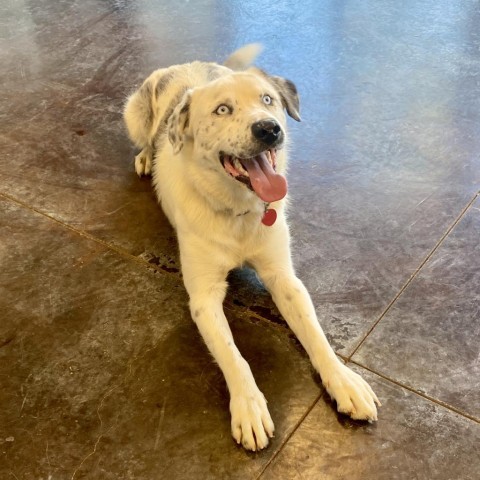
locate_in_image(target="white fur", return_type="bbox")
[124,46,380,451]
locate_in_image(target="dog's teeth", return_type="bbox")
[266,150,275,164]
[269,150,277,170]
[234,158,248,176]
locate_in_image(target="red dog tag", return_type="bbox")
[261,208,277,226]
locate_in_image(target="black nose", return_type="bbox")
[251,119,283,146]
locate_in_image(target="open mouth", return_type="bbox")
[220,149,288,203]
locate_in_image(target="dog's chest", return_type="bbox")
[181,207,272,264]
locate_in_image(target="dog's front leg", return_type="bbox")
[181,252,274,451]
[253,242,380,422]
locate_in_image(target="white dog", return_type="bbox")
[124,45,380,451]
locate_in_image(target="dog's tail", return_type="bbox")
[224,43,263,70]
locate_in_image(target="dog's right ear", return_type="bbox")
[269,75,301,122]
[168,90,192,154]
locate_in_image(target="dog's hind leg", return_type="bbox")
[124,82,155,176]
[124,69,171,175]
[180,242,274,451]
[134,146,153,177]
[124,82,155,149]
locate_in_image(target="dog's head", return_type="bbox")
[167,69,300,203]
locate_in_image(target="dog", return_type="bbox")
[124,44,380,451]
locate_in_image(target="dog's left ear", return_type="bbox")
[269,76,301,122]
[168,90,192,154]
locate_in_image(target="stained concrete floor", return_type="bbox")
[1,1,480,479]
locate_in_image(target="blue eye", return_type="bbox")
[215,104,232,115]
[262,94,272,105]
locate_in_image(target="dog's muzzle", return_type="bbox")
[220,149,287,203]
[251,119,283,147]
[219,119,287,203]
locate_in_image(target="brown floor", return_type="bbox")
[1,1,479,479]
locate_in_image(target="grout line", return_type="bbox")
[255,391,325,480]
[258,357,479,479]
[349,359,480,424]
[347,191,480,360]
[0,191,183,282]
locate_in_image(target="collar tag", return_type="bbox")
[261,208,277,226]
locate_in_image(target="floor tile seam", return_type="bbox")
[255,391,325,480]
[349,359,480,424]
[0,192,284,325]
[237,308,291,331]
[347,191,480,360]
[0,191,183,283]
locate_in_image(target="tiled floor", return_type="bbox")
[1,1,479,479]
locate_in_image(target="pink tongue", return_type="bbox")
[242,152,287,202]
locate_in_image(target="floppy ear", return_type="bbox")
[249,67,301,121]
[269,75,301,122]
[168,90,192,154]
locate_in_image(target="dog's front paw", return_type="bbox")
[323,362,381,422]
[230,390,275,451]
[134,147,153,177]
